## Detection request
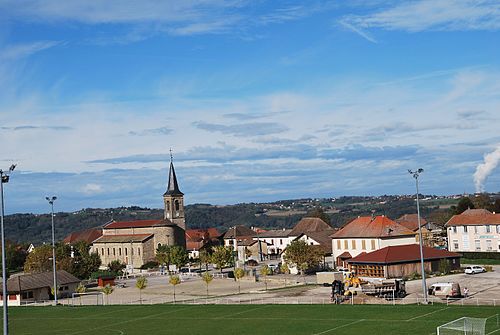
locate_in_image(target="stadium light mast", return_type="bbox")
[46,196,58,305]
[408,168,428,304]
[1,164,16,335]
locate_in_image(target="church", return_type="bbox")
[90,159,186,268]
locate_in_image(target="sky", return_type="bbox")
[0,0,499,214]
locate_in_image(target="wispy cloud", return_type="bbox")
[193,121,289,137]
[340,0,500,34]
[339,19,378,43]
[0,125,72,131]
[129,126,173,136]
[0,40,61,61]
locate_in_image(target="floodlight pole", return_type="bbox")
[1,164,16,335]
[46,196,58,305]
[409,169,428,304]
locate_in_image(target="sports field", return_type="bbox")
[8,304,500,335]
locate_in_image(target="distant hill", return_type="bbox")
[4,195,460,244]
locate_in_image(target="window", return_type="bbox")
[486,225,491,233]
[21,291,33,299]
[280,239,283,245]
[474,226,478,234]
[453,240,459,250]
[119,248,121,256]
[175,200,180,211]
[113,248,116,256]
[486,240,492,251]
[166,201,170,210]
[352,240,356,250]
[344,240,348,249]
[453,226,457,233]
[138,248,141,255]
[337,240,341,250]
[463,226,468,233]
[497,225,500,233]
[362,240,366,250]
[371,240,376,250]
[107,248,110,256]
[101,248,104,256]
[475,240,481,251]
[125,248,128,256]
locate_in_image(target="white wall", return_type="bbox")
[447,225,500,252]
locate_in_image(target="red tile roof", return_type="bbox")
[290,217,333,236]
[446,209,500,226]
[332,216,415,238]
[337,251,352,259]
[104,219,170,229]
[347,244,460,264]
[63,228,103,244]
[185,228,220,241]
[396,214,427,231]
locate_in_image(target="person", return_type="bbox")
[463,287,469,298]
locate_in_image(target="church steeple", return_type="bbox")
[163,150,185,230]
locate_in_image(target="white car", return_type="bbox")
[464,265,486,274]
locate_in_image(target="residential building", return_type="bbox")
[347,244,461,279]
[90,159,186,268]
[222,225,256,263]
[185,228,220,259]
[446,209,500,253]
[331,215,417,267]
[253,229,296,259]
[1,270,80,306]
[395,214,433,246]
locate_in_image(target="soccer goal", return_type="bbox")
[71,292,104,306]
[437,317,487,335]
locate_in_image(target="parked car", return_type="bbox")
[428,282,462,298]
[268,264,279,273]
[245,259,259,266]
[464,265,486,275]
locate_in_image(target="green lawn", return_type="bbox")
[8,304,500,335]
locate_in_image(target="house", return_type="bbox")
[0,270,80,306]
[347,244,461,279]
[253,229,296,259]
[237,239,269,262]
[90,159,186,268]
[289,217,335,236]
[185,228,220,259]
[395,214,433,246]
[331,215,417,268]
[222,225,257,263]
[446,209,500,253]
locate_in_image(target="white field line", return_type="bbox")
[406,307,450,321]
[66,306,194,335]
[215,305,270,319]
[487,330,500,335]
[313,320,364,335]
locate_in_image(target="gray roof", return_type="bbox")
[223,225,256,239]
[2,270,80,293]
[164,161,183,196]
[93,234,153,243]
[257,229,294,238]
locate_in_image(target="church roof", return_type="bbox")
[164,161,183,196]
[104,219,172,229]
[63,228,103,244]
[94,234,153,243]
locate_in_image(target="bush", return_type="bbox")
[460,252,500,260]
[107,260,126,276]
[438,259,451,275]
[484,265,493,272]
[140,261,159,270]
[90,271,116,280]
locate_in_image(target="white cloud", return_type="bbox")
[341,0,500,33]
[0,40,60,61]
[82,183,103,194]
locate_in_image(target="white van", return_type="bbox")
[428,282,462,298]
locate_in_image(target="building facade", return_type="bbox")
[331,215,417,267]
[91,159,187,268]
[446,209,500,253]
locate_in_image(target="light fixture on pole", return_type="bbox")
[408,168,428,304]
[45,196,58,305]
[1,164,16,335]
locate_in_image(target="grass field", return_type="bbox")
[8,304,500,335]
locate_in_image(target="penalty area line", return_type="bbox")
[313,319,365,335]
[406,307,450,321]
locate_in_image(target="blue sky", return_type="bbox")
[1,0,499,213]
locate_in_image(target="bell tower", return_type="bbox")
[163,152,185,230]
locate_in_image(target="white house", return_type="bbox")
[331,215,417,268]
[252,229,296,259]
[446,209,500,253]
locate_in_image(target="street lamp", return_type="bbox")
[1,164,16,335]
[45,196,58,305]
[408,168,428,304]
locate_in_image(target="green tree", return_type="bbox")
[234,268,245,294]
[169,275,181,303]
[156,244,171,271]
[199,249,211,272]
[202,271,213,298]
[136,276,148,304]
[454,197,475,214]
[75,283,86,305]
[4,241,28,274]
[472,194,492,210]
[284,240,323,275]
[260,265,270,291]
[280,263,290,286]
[71,241,101,279]
[107,260,126,276]
[211,246,233,272]
[101,284,114,305]
[24,244,54,273]
[169,246,189,271]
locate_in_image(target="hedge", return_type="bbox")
[460,252,500,260]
